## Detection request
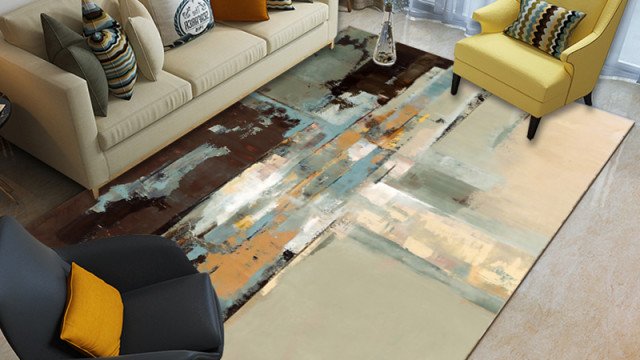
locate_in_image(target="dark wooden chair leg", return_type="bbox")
[451,73,461,95]
[583,92,593,106]
[527,116,541,140]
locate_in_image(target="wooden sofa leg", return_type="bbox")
[91,187,100,200]
[451,73,461,95]
[527,116,541,140]
[583,92,593,106]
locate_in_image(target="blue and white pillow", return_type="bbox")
[141,0,215,49]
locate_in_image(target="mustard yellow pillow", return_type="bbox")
[211,0,269,21]
[60,262,124,358]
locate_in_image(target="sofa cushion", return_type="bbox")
[120,0,163,81]
[97,71,192,150]
[126,17,165,82]
[163,24,267,97]
[119,0,153,29]
[0,0,120,59]
[454,33,571,103]
[120,273,223,354]
[223,2,328,53]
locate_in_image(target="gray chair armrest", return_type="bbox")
[55,235,198,292]
[120,273,224,356]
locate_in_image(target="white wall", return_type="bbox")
[603,0,640,80]
[0,0,37,15]
[619,0,640,70]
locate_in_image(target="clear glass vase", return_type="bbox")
[373,2,397,67]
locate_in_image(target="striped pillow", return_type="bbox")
[82,0,138,100]
[504,0,586,59]
[267,0,295,10]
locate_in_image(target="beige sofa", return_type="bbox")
[0,0,338,197]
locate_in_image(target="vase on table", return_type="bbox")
[373,2,397,67]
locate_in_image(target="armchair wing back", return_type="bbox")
[452,0,628,139]
[560,0,629,102]
[0,217,81,359]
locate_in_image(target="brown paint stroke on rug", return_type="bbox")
[30,100,301,247]
[327,42,453,106]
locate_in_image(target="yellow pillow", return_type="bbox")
[211,0,269,21]
[60,262,124,358]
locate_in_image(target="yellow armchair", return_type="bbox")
[451,0,628,139]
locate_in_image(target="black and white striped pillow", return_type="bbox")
[267,0,295,10]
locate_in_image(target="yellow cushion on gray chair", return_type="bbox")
[60,262,124,358]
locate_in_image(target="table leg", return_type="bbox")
[0,137,17,203]
[0,177,17,204]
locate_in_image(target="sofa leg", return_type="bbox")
[90,187,100,200]
[451,73,461,95]
[527,116,541,141]
[329,41,335,50]
[583,92,593,106]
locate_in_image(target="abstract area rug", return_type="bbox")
[31,28,633,358]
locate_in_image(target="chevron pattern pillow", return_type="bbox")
[82,0,138,100]
[504,0,586,59]
[267,0,295,10]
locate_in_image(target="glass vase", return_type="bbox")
[373,2,397,67]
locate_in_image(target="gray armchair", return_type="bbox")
[0,216,224,360]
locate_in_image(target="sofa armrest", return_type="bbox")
[472,0,519,34]
[0,38,109,190]
[316,0,338,42]
[55,235,198,292]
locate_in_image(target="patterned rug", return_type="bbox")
[32,28,633,355]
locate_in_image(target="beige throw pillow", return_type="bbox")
[119,0,163,81]
[125,16,164,81]
[119,0,152,27]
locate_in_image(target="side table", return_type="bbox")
[0,95,10,129]
[0,94,16,203]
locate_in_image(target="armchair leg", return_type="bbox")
[527,116,541,141]
[583,92,593,106]
[451,73,461,95]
